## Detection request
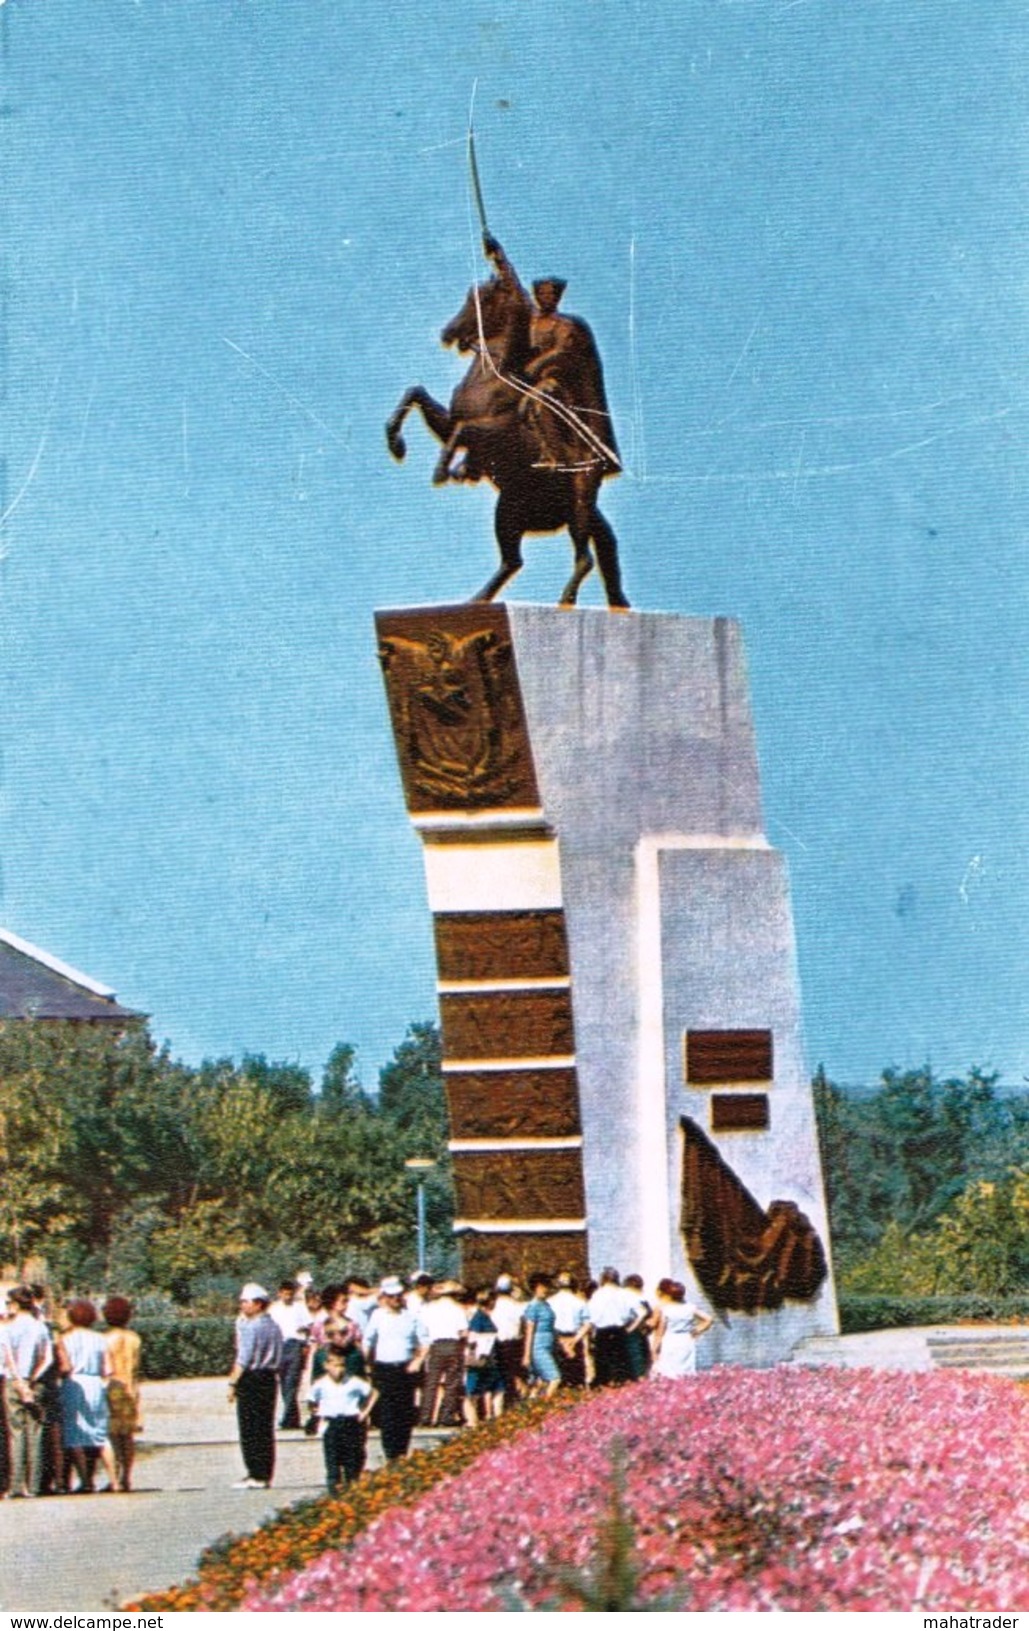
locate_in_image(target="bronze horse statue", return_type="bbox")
[385,255,629,609]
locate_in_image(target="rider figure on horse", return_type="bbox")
[385,227,630,608]
[481,234,622,482]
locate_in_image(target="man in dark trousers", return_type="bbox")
[227,1283,282,1489]
[363,1277,423,1461]
[583,1267,638,1388]
[269,1278,309,1430]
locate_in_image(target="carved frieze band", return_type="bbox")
[435,910,570,983]
[440,989,576,1061]
[376,605,540,813]
[445,1067,581,1140]
[685,1028,774,1084]
[377,608,591,1283]
[452,1148,586,1222]
[460,1230,590,1289]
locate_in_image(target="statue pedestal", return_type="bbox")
[377,603,838,1364]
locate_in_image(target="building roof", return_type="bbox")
[0,928,143,1023]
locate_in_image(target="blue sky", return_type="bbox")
[2,0,1026,1086]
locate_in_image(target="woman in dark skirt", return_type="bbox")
[462,1287,505,1425]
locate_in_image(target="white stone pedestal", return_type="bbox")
[377,603,838,1364]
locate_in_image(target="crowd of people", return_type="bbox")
[0,1284,142,1499]
[0,1265,713,1501]
[234,1266,714,1495]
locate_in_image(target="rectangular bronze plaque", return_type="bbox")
[441,989,575,1060]
[435,910,570,983]
[376,605,540,814]
[685,1029,773,1084]
[446,1068,581,1140]
[452,1147,586,1220]
[460,1230,590,1289]
[711,1092,770,1131]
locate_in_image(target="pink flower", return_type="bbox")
[245,1370,1028,1613]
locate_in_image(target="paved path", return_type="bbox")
[2,1379,439,1613]
[788,1321,1029,1374]
[4,1331,1025,1612]
[15,1436,336,1612]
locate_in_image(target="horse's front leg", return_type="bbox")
[432,420,470,486]
[385,388,451,462]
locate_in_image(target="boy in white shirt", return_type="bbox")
[307,1348,378,1492]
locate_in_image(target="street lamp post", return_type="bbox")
[404,1157,436,1273]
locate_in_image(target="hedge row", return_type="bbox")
[135,1316,234,1379]
[130,1299,1028,1382]
[839,1293,1029,1333]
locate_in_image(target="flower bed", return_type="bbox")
[126,1394,581,1612]
[246,1370,1028,1613]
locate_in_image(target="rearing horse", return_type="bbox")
[385,270,629,609]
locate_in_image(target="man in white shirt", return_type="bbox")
[363,1276,423,1461]
[549,1271,589,1388]
[405,1271,433,1317]
[2,1286,53,1498]
[344,1276,379,1340]
[417,1280,468,1427]
[491,1274,525,1400]
[583,1267,637,1387]
[268,1279,310,1430]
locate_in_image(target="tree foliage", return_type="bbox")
[814,1063,1029,1294]
[0,1017,453,1303]
[11,1015,1021,1307]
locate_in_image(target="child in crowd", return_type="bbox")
[307,1347,378,1494]
[298,1287,327,1434]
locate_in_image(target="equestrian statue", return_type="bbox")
[385,232,630,610]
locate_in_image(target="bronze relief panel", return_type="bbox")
[445,1067,581,1140]
[441,989,576,1060]
[685,1029,774,1085]
[453,1147,586,1220]
[376,605,540,812]
[460,1230,590,1289]
[435,909,570,983]
[680,1115,827,1313]
[711,1093,770,1132]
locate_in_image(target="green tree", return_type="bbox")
[0,1019,194,1271]
[378,1021,447,1147]
[839,1218,942,1296]
[377,1022,455,1273]
[930,1171,1029,1295]
[841,1170,1029,1298]
[814,1062,1025,1281]
[318,1042,369,1114]
[143,1198,253,1303]
[0,1015,459,1299]
[236,1053,313,1118]
[872,1065,1007,1230]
